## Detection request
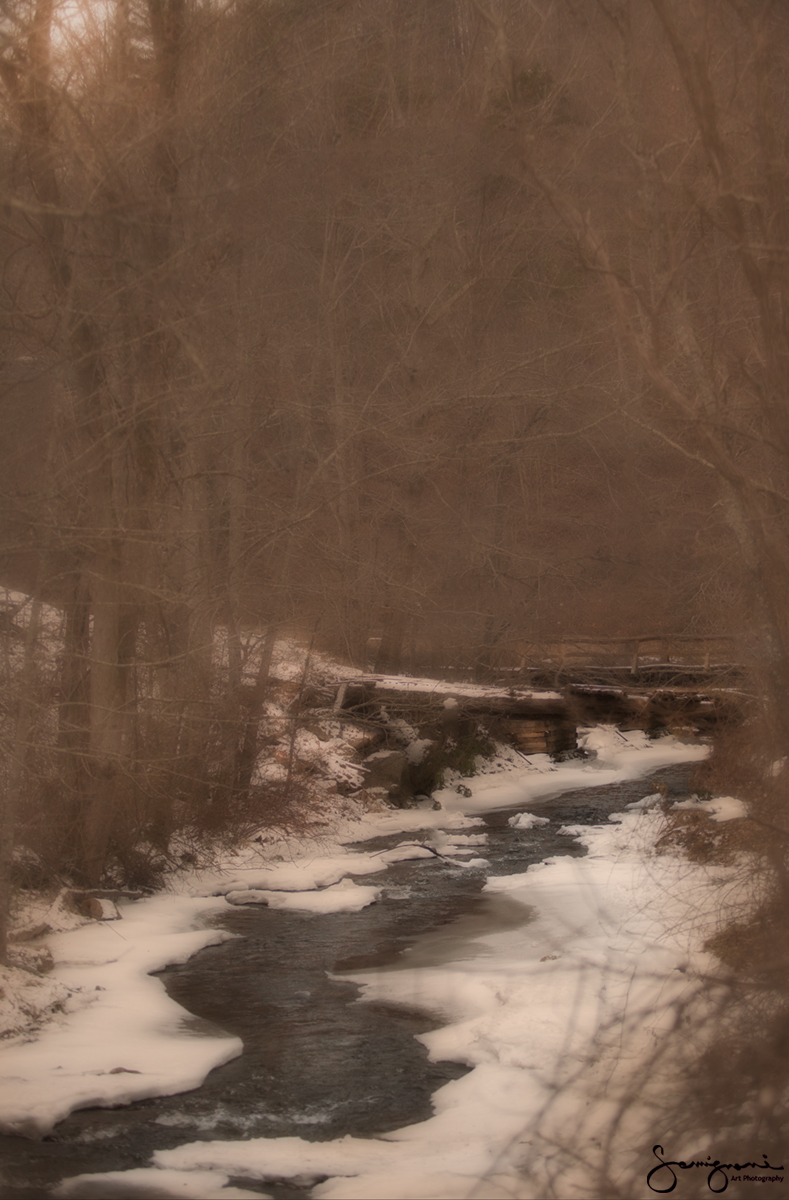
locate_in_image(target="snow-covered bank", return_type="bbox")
[37,732,741,1200]
[0,808,491,1141]
[435,726,708,812]
[0,896,242,1139]
[133,835,724,1200]
[133,810,728,1200]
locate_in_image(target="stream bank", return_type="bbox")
[0,761,698,1200]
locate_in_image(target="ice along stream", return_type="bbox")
[0,762,697,1199]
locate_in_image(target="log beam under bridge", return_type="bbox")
[335,673,742,757]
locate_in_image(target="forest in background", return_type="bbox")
[0,0,788,907]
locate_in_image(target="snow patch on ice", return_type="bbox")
[425,831,488,857]
[226,879,382,913]
[508,812,550,830]
[53,1166,268,1198]
[625,791,665,810]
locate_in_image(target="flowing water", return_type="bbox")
[0,761,697,1199]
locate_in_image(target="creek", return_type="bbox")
[0,761,697,1200]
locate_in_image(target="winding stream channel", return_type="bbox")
[0,762,697,1200]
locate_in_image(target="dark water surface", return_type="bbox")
[0,760,697,1199]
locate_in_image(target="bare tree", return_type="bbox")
[513,0,789,734]
[0,0,745,962]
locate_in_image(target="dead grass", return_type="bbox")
[655,805,766,864]
[647,722,789,1182]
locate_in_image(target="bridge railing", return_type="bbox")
[510,634,738,672]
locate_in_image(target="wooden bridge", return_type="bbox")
[509,633,739,683]
[337,652,743,756]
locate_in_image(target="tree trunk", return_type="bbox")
[0,598,42,963]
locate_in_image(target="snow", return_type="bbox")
[625,791,665,810]
[225,879,382,913]
[671,794,748,821]
[307,805,486,846]
[146,1106,542,1200]
[210,861,356,894]
[425,831,488,857]
[45,732,731,1200]
[0,825,489,1140]
[53,1167,268,1198]
[436,726,707,812]
[369,673,563,703]
[0,963,72,1041]
[405,738,432,764]
[508,812,550,830]
[374,843,436,862]
[89,798,725,1200]
[0,895,243,1138]
[205,848,439,899]
[4,723,728,1199]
